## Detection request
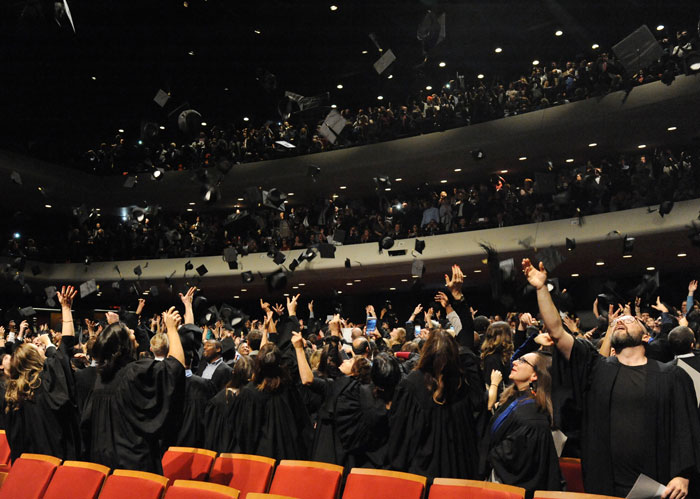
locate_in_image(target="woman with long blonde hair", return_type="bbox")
[480,351,562,494]
[481,321,514,394]
[3,286,81,462]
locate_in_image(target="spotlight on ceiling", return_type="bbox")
[555,30,563,36]
[471,149,485,161]
[151,168,164,181]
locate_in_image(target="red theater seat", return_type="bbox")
[162,447,217,482]
[98,469,169,499]
[342,468,426,499]
[164,479,239,499]
[0,431,11,472]
[268,460,343,499]
[0,453,62,499]
[533,492,619,499]
[209,453,276,498]
[44,460,110,499]
[559,457,584,493]
[429,478,525,498]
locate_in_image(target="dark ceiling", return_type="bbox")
[0,0,693,164]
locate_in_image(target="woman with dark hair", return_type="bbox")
[203,355,254,453]
[233,341,311,459]
[480,351,562,494]
[481,321,514,392]
[335,352,402,469]
[388,329,480,479]
[80,306,185,473]
[3,286,81,462]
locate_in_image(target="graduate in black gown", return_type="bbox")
[524,258,700,498]
[3,286,81,462]
[335,352,402,469]
[480,351,562,495]
[204,355,254,453]
[388,328,480,480]
[80,306,185,473]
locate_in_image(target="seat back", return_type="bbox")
[0,431,10,471]
[246,494,300,499]
[559,457,584,493]
[0,453,62,499]
[533,492,619,499]
[162,447,217,482]
[99,469,170,499]
[268,460,343,499]
[209,453,276,497]
[429,478,525,499]
[44,460,110,499]
[164,479,240,498]
[342,468,426,499]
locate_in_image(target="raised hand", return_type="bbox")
[273,303,285,316]
[689,280,698,295]
[608,303,623,325]
[522,258,547,290]
[291,331,305,350]
[105,311,120,324]
[136,298,146,316]
[424,307,434,325]
[434,291,450,309]
[162,306,182,331]
[57,285,78,309]
[563,315,579,333]
[490,369,503,386]
[260,298,271,312]
[444,264,464,300]
[366,304,376,317]
[308,300,314,313]
[651,296,669,314]
[19,320,29,336]
[286,294,301,316]
[534,333,554,346]
[179,286,196,307]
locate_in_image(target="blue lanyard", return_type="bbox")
[491,397,535,435]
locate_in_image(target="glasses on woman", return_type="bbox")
[513,357,536,371]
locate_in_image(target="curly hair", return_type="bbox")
[480,321,514,368]
[416,329,463,405]
[5,344,45,413]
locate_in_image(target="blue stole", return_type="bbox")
[491,396,535,435]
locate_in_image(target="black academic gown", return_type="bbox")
[335,381,390,469]
[388,369,479,480]
[553,338,700,496]
[308,375,354,465]
[74,365,97,416]
[196,360,232,392]
[204,389,238,453]
[233,381,311,460]
[80,356,185,473]
[173,374,216,447]
[4,337,81,462]
[480,393,562,493]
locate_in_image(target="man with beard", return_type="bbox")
[523,259,700,498]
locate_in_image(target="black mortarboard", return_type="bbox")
[242,271,254,283]
[332,229,345,244]
[566,238,576,251]
[133,265,142,276]
[46,297,56,308]
[414,239,426,254]
[185,261,194,271]
[221,337,237,361]
[659,200,674,217]
[623,235,635,256]
[318,244,336,259]
[19,306,35,317]
[630,271,660,301]
[149,286,159,297]
[80,279,98,298]
[267,269,288,292]
[227,261,238,270]
[345,258,351,269]
[178,324,203,354]
[119,310,139,330]
[379,236,394,251]
[196,264,208,276]
[204,305,219,326]
[538,246,565,273]
[45,286,57,299]
[10,171,22,185]
[411,260,425,278]
[289,259,301,271]
[223,247,238,263]
[273,252,287,265]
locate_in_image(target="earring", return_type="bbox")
[529,381,537,396]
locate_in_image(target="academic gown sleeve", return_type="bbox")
[667,367,700,482]
[174,375,216,448]
[203,389,237,453]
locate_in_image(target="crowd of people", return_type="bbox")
[4,143,699,264]
[79,28,697,175]
[1,263,699,498]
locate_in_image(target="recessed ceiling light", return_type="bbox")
[292,286,299,289]
[596,261,605,266]
[362,50,368,54]
[438,61,446,67]
[571,273,580,277]
[656,25,664,31]
[377,95,384,100]
[354,279,361,282]
[494,47,502,53]
[288,192,294,196]
[254,29,261,34]
[555,30,563,36]
[588,142,597,147]
[532,59,540,65]
[340,186,347,190]
[638,144,646,149]
[454,168,462,172]
[241,289,247,292]
[425,85,432,90]
[298,283,305,286]
[283,293,289,297]
[592,43,600,50]
[394,178,402,182]
[389,287,396,291]
[519,156,527,161]
[667,126,677,131]
[477,73,484,79]
[237,197,244,201]
[91,76,96,80]
[473,269,482,273]
[387,74,393,79]
[678,253,687,257]
[159,125,165,130]
[243,117,249,122]
[384,187,391,191]
[440,180,447,183]
[623,255,633,259]
[337,290,343,294]
[186,208,193,212]
[500,169,508,174]
[118,129,124,133]
[331,104,337,108]
[330,5,338,11]
[189,202,196,205]
[346,282,353,286]
[401,279,408,282]
[566,158,574,163]
[233,295,240,299]
[646,266,656,271]
[188,50,195,56]
[45,204,52,208]
[336,84,343,89]
[201,122,207,126]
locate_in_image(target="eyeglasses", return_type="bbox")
[613,315,644,326]
[513,357,537,371]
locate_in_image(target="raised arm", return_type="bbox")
[522,258,573,360]
[179,286,197,325]
[56,285,78,337]
[599,304,622,357]
[163,306,185,366]
[292,331,313,385]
